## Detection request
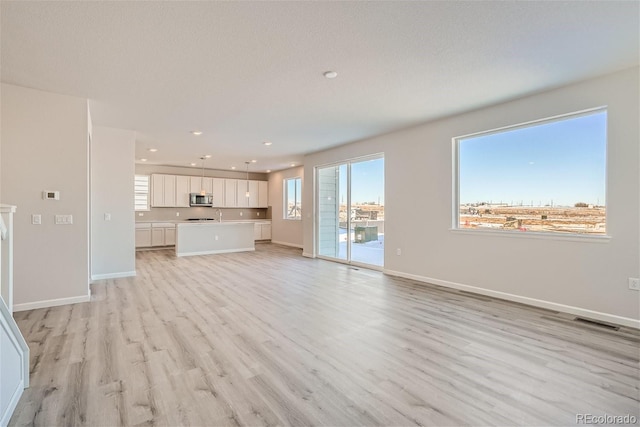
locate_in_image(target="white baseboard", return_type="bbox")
[302,252,315,258]
[383,269,640,329]
[13,294,91,312]
[271,240,303,249]
[91,271,136,281]
[176,247,255,257]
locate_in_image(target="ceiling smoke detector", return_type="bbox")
[323,71,338,79]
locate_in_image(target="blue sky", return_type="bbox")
[459,111,607,207]
[338,158,385,205]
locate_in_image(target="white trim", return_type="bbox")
[13,294,91,312]
[271,240,303,249]
[1,379,24,427]
[383,269,640,329]
[449,228,611,243]
[91,271,137,281]
[302,252,315,258]
[176,247,255,257]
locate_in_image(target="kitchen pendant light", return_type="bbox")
[245,162,250,198]
[200,156,207,195]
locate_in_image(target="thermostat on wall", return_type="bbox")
[43,190,60,200]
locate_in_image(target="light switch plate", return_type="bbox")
[104,213,111,221]
[32,214,41,225]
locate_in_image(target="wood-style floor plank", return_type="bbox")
[9,243,640,426]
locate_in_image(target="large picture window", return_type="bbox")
[284,177,302,220]
[454,108,607,236]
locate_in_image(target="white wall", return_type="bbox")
[268,166,303,248]
[303,67,640,325]
[91,126,136,280]
[1,83,90,310]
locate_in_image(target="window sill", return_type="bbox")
[449,227,611,243]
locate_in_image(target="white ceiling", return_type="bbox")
[2,1,638,172]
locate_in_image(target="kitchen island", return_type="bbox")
[175,221,255,257]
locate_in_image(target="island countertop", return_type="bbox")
[175,221,255,257]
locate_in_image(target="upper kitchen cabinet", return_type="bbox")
[189,177,213,195]
[236,180,249,208]
[248,180,259,207]
[258,181,268,208]
[224,179,237,207]
[212,178,224,207]
[151,174,176,207]
[176,176,190,207]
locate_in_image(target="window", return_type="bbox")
[454,108,607,236]
[134,175,150,211]
[284,177,302,220]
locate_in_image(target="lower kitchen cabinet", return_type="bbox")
[136,223,176,248]
[135,228,152,247]
[254,222,272,241]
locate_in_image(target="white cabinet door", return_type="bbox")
[202,178,213,194]
[212,178,224,207]
[163,175,176,207]
[258,181,268,208]
[190,176,201,194]
[135,229,152,247]
[151,174,165,207]
[164,228,176,246]
[253,223,262,240]
[225,179,237,207]
[261,224,272,240]
[236,180,249,208]
[176,176,190,207]
[248,181,259,207]
[151,228,165,246]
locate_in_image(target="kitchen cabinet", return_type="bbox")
[164,227,176,246]
[176,176,190,207]
[151,174,176,207]
[189,177,213,195]
[254,221,272,241]
[135,224,152,247]
[136,223,176,247]
[151,228,165,246]
[258,181,268,208]
[212,178,224,207]
[248,181,259,207]
[225,179,237,207]
[236,180,249,208]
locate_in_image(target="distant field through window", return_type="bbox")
[454,108,607,236]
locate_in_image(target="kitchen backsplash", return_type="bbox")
[136,207,269,222]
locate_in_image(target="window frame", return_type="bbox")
[452,106,610,242]
[283,177,302,220]
[134,174,150,212]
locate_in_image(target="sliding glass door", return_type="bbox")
[316,155,384,268]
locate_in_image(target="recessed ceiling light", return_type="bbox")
[191,131,203,136]
[323,71,338,79]
[263,141,272,146]
[140,158,148,162]
[251,159,257,163]
[266,170,271,173]
[190,162,197,166]
[148,148,158,152]
[231,166,236,170]
[290,163,296,167]
[204,154,212,158]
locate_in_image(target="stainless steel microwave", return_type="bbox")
[189,193,213,207]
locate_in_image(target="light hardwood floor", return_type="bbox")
[9,244,640,426]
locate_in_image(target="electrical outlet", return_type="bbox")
[240,211,243,216]
[176,212,180,217]
[629,278,640,291]
[104,213,111,221]
[396,248,402,256]
[32,214,41,225]
[257,212,260,217]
